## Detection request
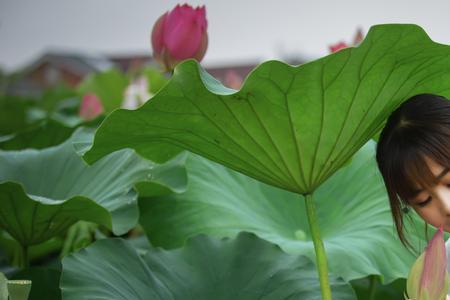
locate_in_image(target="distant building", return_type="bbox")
[108,54,153,73]
[6,52,115,97]
[5,51,306,96]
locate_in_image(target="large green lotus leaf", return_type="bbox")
[0,130,187,246]
[0,119,74,150]
[61,233,356,300]
[72,128,188,198]
[85,24,450,194]
[77,68,129,113]
[139,141,429,283]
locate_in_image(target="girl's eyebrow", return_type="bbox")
[412,167,450,195]
[437,167,450,180]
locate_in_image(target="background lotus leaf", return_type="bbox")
[139,141,430,283]
[61,233,356,300]
[0,130,187,246]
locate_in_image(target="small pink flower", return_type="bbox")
[329,27,365,53]
[151,4,208,71]
[79,93,103,121]
[406,224,450,300]
[329,41,348,53]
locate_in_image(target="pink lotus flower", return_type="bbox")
[79,93,103,121]
[329,27,364,53]
[405,225,449,300]
[151,4,208,71]
[329,41,348,53]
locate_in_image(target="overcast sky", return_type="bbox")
[1,0,450,71]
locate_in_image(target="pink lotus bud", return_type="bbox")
[329,41,348,53]
[79,93,103,121]
[151,4,208,71]
[406,225,450,300]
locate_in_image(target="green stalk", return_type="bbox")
[368,275,377,300]
[17,245,29,269]
[305,193,332,300]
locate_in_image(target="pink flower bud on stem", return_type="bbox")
[79,93,103,121]
[406,224,450,300]
[151,4,208,72]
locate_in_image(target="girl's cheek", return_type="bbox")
[426,211,443,228]
[416,209,435,225]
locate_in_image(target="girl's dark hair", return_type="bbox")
[376,93,450,252]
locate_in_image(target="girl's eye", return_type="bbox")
[418,196,432,207]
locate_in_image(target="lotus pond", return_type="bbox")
[1,23,450,300]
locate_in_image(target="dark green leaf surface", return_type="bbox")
[0,95,32,136]
[0,231,63,266]
[350,276,406,300]
[61,233,356,300]
[139,141,428,283]
[0,119,76,150]
[86,24,450,194]
[0,130,187,246]
[11,267,61,300]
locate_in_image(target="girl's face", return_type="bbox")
[409,157,450,232]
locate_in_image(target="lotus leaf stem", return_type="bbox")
[305,193,332,300]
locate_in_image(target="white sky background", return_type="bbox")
[1,0,450,71]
